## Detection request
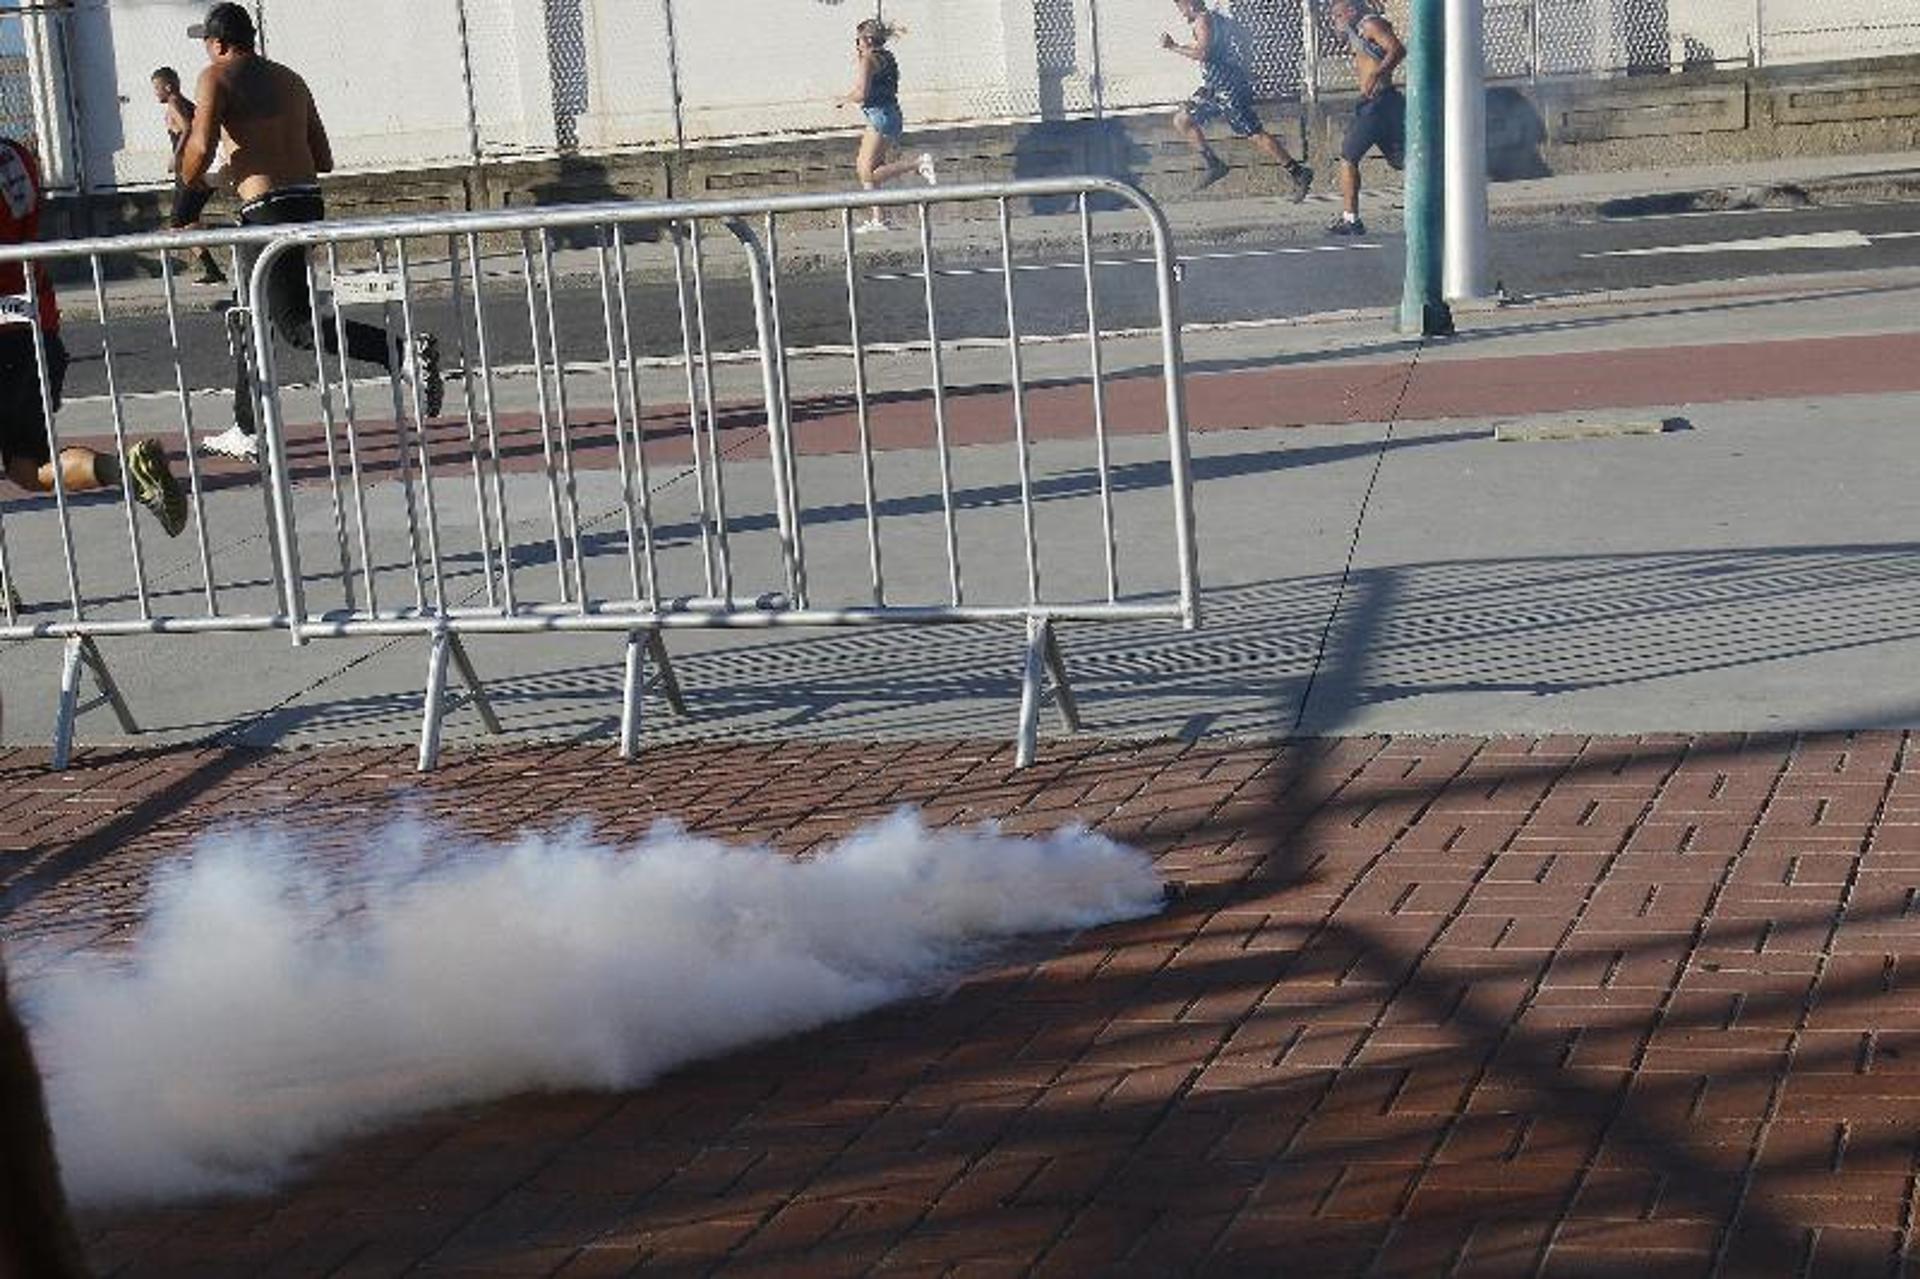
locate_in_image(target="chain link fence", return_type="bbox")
[15,0,1920,193]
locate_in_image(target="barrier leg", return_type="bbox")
[51,636,139,771]
[1041,622,1081,733]
[620,632,646,759]
[648,631,687,718]
[77,638,139,735]
[1015,617,1049,770]
[447,636,503,735]
[419,630,452,773]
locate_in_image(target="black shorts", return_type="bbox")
[1342,86,1406,168]
[0,329,69,470]
[170,180,214,229]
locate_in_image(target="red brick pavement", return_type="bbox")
[3,731,1919,1277]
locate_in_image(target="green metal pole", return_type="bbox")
[1399,0,1454,336]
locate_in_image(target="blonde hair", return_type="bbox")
[856,18,905,45]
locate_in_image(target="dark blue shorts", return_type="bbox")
[1342,86,1406,167]
[1185,80,1262,138]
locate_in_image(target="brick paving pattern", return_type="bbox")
[2,731,1918,1277]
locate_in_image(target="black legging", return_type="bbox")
[232,189,394,437]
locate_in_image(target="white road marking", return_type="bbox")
[1873,230,1920,241]
[1582,230,1874,258]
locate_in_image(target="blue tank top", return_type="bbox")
[863,50,900,109]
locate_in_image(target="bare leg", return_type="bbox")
[1340,159,1361,217]
[8,448,109,496]
[1248,129,1301,169]
[1172,107,1218,165]
[856,129,893,224]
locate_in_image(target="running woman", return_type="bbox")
[1162,0,1312,201]
[1326,0,1405,236]
[0,136,187,541]
[179,3,442,462]
[151,65,226,285]
[835,18,937,234]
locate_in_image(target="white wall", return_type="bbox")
[40,0,1920,193]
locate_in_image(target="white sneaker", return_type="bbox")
[853,217,893,235]
[916,153,938,186]
[201,424,259,460]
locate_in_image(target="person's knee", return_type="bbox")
[1172,106,1193,132]
[4,455,41,492]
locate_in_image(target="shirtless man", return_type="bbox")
[1326,0,1406,236]
[178,3,441,462]
[151,67,225,285]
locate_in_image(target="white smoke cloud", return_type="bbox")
[25,810,1161,1207]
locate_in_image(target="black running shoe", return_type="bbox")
[405,333,444,419]
[1287,164,1314,203]
[1326,215,1367,237]
[1193,156,1230,193]
[126,439,188,538]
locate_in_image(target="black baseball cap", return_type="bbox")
[188,3,255,46]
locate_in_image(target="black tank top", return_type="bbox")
[864,50,900,109]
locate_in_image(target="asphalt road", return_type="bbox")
[46,198,1920,403]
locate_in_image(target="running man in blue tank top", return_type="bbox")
[1326,0,1406,236]
[1161,0,1312,202]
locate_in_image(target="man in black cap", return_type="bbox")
[179,2,442,462]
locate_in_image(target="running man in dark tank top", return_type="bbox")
[1325,0,1406,236]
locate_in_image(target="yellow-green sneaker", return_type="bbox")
[126,438,188,538]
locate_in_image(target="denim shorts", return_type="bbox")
[862,103,905,139]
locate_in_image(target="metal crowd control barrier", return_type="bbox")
[249,177,1199,769]
[0,222,304,768]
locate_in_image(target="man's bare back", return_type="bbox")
[182,54,333,202]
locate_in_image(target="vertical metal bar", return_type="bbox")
[763,213,804,602]
[159,256,219,614]
[419,629,450,771]
[686,221,735,603]
[1087,0,1107,119]
[660,0,687,149]
[51,633,83,771]
[733,220,804,605]
[620,630,645,759]
[394,239,449,615]
[247,242,311,645]
[595,229,644,604]
[300,251,356,610]
[25,268,82,618]
[997,198,1042,607]
[518,232,572,601]
[917,205,962,606]
[89,254,151,618]
[538,229,589,610]
[1138,194,1200,631]
[1301,0,1321,102]
[451,0,484,165]
[1078,194,1119,604]
[327,243,379,616]
[613,223,661,612]
[1529,0,1541,80]
[840,209,885,606]
[465,231,517,616]
[372,241,428,609]
[444,234,499,611]
[0,508,14,626]
[669,223,719,596]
